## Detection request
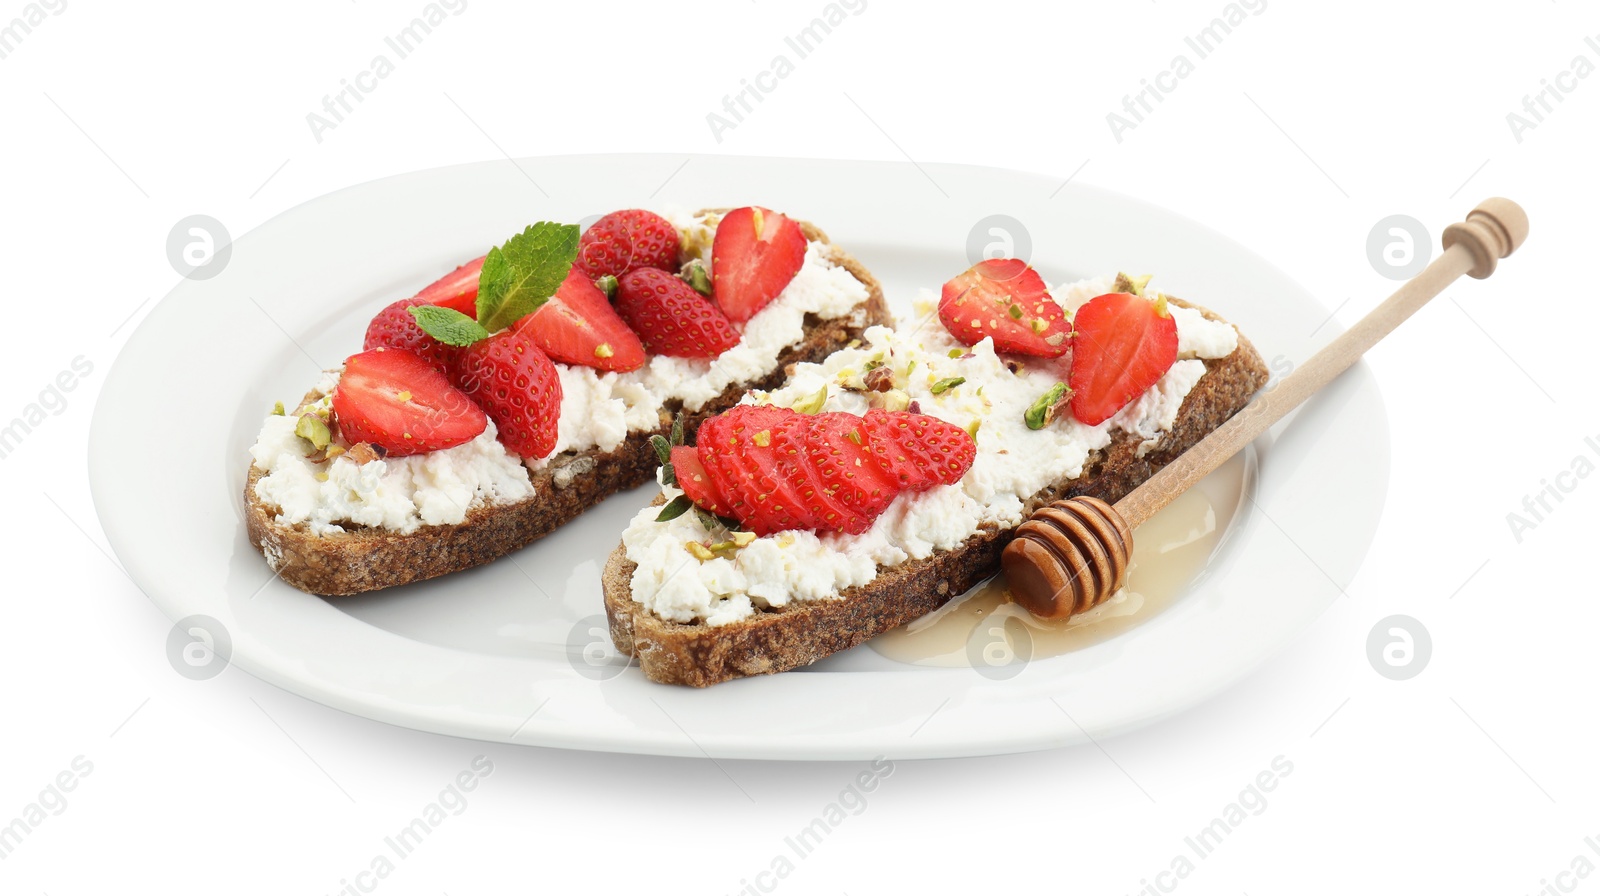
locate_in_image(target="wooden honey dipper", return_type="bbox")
[1001,198,1529,619]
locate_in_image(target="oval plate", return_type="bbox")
[89,154,1387,760]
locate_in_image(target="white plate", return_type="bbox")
[89,154,1387,760]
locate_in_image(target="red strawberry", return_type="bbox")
[861,409,978,492]
[698,406,815,535]
[615,268,741,358]
[1069,292,1179,425]
[513,267,646,372]
[331,349,487,457]
[673,405,974,536]
[711,206,807,323]
[808,413,898,525]
[672,445,733,517]
[415,255,486,318]
[452,328,563,459]
[938,259,1070,357]
[576,210,680,281]
[364,298,458,375]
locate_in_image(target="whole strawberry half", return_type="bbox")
[332,348,487,457]
[938,258,1070,357]
[576,210,680,282]
[711,206,807,323]
[364,297,459,375]
[513,267,646,372]
[452,328,563,459]
[1069,292,1179,426]
[673,405,974,536]
[414,255,486,318]
[615,268,741,358]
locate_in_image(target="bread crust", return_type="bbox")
[601,299,1270,686]
[245,215,890,597]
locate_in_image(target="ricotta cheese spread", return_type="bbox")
[540,212,869,460]
[621,274,1240,626]
[249,372,535,536]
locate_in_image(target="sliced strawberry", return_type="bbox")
[615,268,741,358]
[711,206,807,323]
[680,405,975,536]
[861,409,975,491]
[452,328,563,459]
[576,210,680,282]
[859,410,935,491]
[1069,292,1179,426]
[671,445,732,517]
[331,349,486,457]
[938,259,1070,357]
[808,413,897,527]
[697,406,810,535]
[513,267,646,372]
[415,255,486,318]
[770,419,864,534]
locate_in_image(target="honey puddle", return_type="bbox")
[869,452,1251,668]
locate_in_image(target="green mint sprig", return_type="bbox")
[410,221,581,345]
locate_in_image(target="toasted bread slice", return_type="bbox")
[601,298,1269,686]
[246,215,890,597]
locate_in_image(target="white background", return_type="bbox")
[3,0,1596,893]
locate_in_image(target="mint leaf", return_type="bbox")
[409,305,490,347]
[656,495,693,522]
[476,222,581,333]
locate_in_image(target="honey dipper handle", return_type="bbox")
[1113,198,1528,530]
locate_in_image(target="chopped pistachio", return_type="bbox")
[930,376,966,395]
[966,419,981,439]
[753,430,771,447]
[846,430,863,445]
[1007,303,1024,319]
[847,338,861,349]
[682,261,712,296]
[790,385,828,414]
[948,348,965,359]
[1025,383,1070,430]
[1153,292,1171,318]
[396,390,413,403]
[271,401,286,416]
[1030,318,1048,335]
[867,389,911,412]
[863,366,895,392]
[686,541,716,561]
[295,414,332,450]
[595,274,619,299]
[594,343,615,359]
[731,530,757,547]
